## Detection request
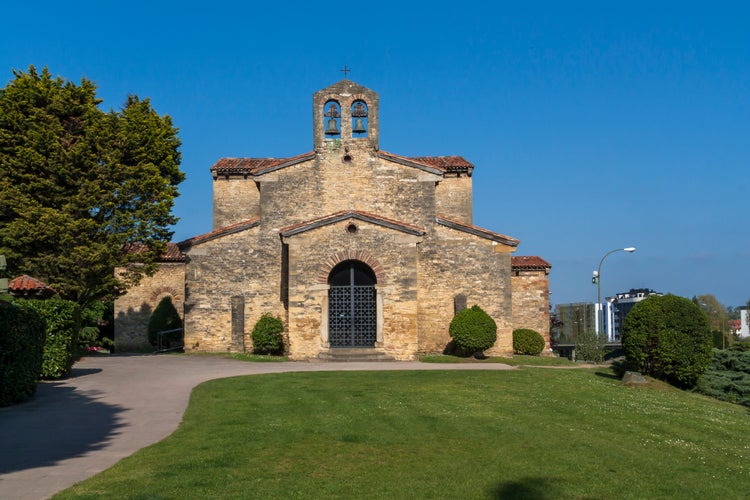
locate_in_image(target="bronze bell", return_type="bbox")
[325,118,340,135]
[352,118,366,134]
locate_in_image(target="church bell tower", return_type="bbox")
[313,78,379,153]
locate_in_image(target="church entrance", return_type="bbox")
[328,260,377,348]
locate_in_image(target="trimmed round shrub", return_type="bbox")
[252,313,285,355]
[513,328,545,356]
[23,298,81,379]
[0,301,46,406]
[148,297,182,347]
[622,294,712,388]
[449,305,497,355]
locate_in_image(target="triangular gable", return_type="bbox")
[436,215,519,247]
[178,217,261,248]
[280,210,426,238]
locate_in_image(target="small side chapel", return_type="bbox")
[115,79,551,359]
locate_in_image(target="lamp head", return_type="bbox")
[624,247,636,252]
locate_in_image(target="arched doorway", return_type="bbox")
[328,260,377,347]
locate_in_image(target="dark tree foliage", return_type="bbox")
[0,66,184,308]
[252,313,285,355]
[622,294,713,388]
[449,305,497,356]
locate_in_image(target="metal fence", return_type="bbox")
[155,328,184,353]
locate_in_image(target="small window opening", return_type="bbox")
[346,223,358,234]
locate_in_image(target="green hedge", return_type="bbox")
[252,313,285,355]
[0,301,46,406]
[449,305,497,355]
[513,328,545,356]
[23,298,81,379]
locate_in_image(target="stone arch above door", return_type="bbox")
[317,249,386,285]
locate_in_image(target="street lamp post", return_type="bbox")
[593,247,636,337]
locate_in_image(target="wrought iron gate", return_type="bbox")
[329,285,376,347]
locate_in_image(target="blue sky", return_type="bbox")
[2,1,748,308]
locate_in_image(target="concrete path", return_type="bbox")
[0,355,514,499]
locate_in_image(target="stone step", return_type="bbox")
[316,348,395,362]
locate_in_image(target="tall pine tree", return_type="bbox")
[0,66,184,307]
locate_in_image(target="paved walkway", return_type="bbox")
[0,355,514,499]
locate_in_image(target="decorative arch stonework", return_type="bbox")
[149,286,182,304]
[317,249,386,285]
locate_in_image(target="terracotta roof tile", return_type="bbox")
[9,274,50,292]
[211,152,316,176]
[511,256,551,270]
[407,155,474,171]
[435,215,519,246]
[8,275,57,298]
[178,218,261,248]
[124,242,186,262]
[378,151,473,174]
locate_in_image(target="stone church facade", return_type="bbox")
[115,79,551,359]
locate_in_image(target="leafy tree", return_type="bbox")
[0,66,184,308]
[574,329,607,364]
[693,294,730,348]
[622,295,713,388]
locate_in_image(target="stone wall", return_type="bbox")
[182,225,287,352]
[435,174,472,224]
[283,218,422,360]
[256,147,440,233]
[114,262,185,351]
[511,268,551,351]
[212,175,260,229]
[417,223,515,356]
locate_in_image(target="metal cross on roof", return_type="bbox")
[340,65,351,79]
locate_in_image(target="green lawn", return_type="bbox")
[56,368,750,499]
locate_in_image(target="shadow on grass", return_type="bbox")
[490,477,562,499]
[594,369,620,380]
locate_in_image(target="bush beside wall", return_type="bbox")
[513,329,545,356]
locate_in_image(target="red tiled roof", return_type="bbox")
[9,274,51,292]
[378,151,473,174]
[408,155,474,172]
[435,215,519,246]
[511,256,551,270]
[178,218,261,248]
[211,151,473,177]
[280,210,426,237]
[211,152,316,176]
[124,242,186,262]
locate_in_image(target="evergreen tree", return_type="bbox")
[0,67,184,307]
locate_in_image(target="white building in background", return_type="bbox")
[741,308,749,339]
[604,288,662,342]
